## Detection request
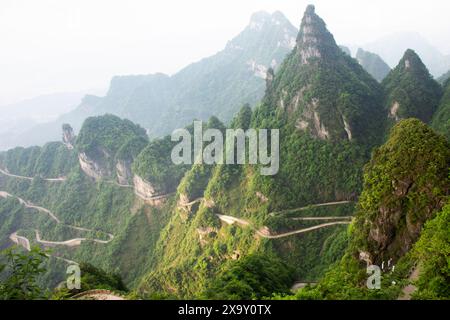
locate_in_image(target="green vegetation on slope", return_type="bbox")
[356,48,391,82]
[353,119,449,263]
[285,119,450,300]
[432,79,450,140]
[382,49,442,124]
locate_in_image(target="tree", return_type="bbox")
[0,246,48,300]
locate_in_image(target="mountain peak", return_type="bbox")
[249,11,271,22]
[305,4,316,14]
[248,10,293,31]
[383,49,442,124]
[400,49,425,71]
[296,4,339,64]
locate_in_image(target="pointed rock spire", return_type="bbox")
[296,4,339,64]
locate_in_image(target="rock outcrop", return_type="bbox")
[296,5,340,65]
[62,124,76,149]
[354,119,450,263]
[133,175,156,200]
[265,4,384,144]
[116,160,132,185]
[78,152,111,181]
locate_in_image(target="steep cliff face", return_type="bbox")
[78,151,112,181]
[116,160,132,185]
[353,119,450,264]
[133,174,157,200]
[62,124,76,150]
[114,136,148,185]
[76,114,148,182]
[295,5,340,65]
[382,49,442,125]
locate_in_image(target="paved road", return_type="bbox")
[291,216,353,221]
[9,232,31,251]
[1,190,114,252]
[0,167,66,182]
[269,201,352,216]
[216,214,350,239]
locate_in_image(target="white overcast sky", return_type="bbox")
[1,0,449,105]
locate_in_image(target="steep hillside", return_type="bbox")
[356,48,391,82]
[432,79,450,140]
[136,5,386,298]
[382,49,442,125]
[289,119,449,300]
[0,118,171,288]
[437,70,450,84]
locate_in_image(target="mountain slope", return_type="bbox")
[382,49,442,124]
[356,48,391,82]
[290,119,450,300]
[432,79,450,140]
[437,70,450,84]
[135,5,386,298]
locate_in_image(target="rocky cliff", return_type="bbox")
[353,119,449,263]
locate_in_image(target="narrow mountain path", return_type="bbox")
[1,191,60,222]
[35,230,113,247]
[9,231,78,265]
[178,198,352,238]
[0,167,66,182]
[269,201,353,216]
[291,216,353,221]
[9,232,31,251]
[216,214,351,239]
[0,190,114,249]
[180,198,205,207]
[291,282,317,292]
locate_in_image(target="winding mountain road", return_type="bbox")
[0,190,114,253]
[0,167,66,182]
[35,230,114,247]
[291,216,353,221]
[178,197,353,238]
[9,232,31,251]
[216,214,351,239]
[9,231,78,265]
[269,201,352,216]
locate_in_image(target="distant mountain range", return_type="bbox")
[6,11,297,150]
[362,31,450,78]
[0,90,103,150]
